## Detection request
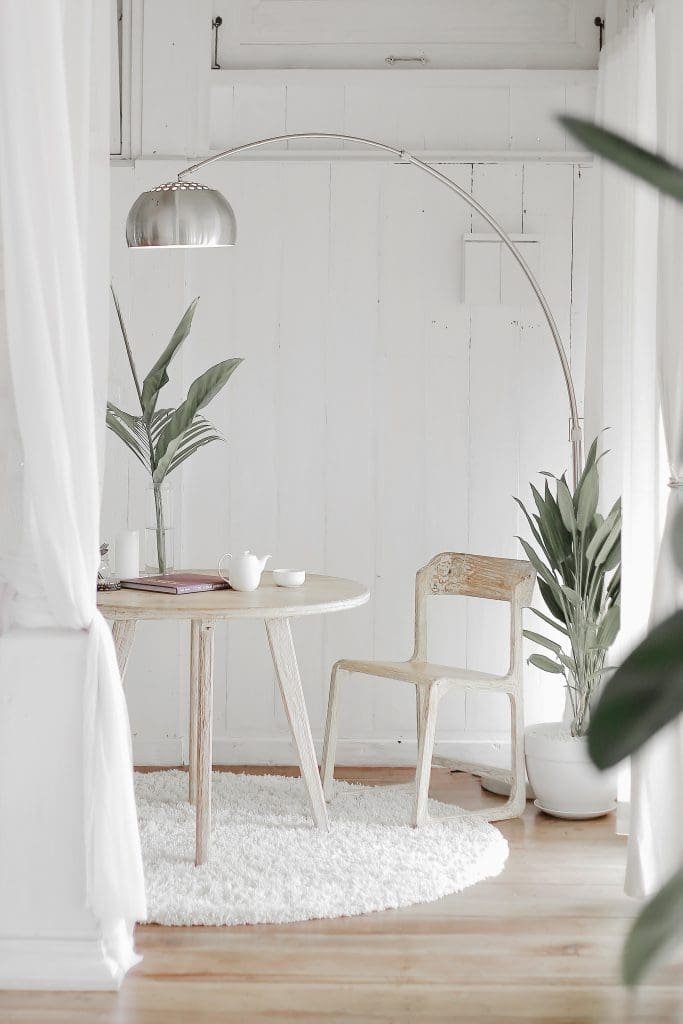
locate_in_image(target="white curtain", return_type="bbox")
[626,0,683,899]
[0,0,146,971]
[583,8,665,836]
[585,10,662,673]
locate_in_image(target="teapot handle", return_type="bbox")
[217,553,232,582]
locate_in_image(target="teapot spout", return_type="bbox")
[258,554,271,572]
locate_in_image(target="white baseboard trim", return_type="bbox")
[212,737,510,769]
[132,735,511,769]
[132,737,511,770]
[0,937,125,991]
[132,737,184,766]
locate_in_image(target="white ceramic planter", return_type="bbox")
[525,723,617,819]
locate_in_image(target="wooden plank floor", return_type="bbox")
[2,765,683,1023]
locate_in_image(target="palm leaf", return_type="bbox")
[577,465,599,532]
[623,865,683,985]
[513,497,549,559]
[588,609,683,768]
[561,117,683,204]
[140,298,200,423]
[556,477,576,533]
[106,403,150,471]
[596,605,620,649]
[537,577,567,624]
[529,606,569,636]
[154,358,242,482]
[528,653,565,675]
[166,419,225,475]
[523,630,562,655]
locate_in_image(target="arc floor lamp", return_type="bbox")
[126,131,583,486]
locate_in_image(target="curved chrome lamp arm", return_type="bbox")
[180,131,583,486]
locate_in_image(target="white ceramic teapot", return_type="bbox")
[218,550,270,592]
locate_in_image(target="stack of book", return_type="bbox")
[120,573,229,595]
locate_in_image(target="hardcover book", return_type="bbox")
[120,573,229,595]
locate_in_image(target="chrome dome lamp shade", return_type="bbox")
[126,180,237,248]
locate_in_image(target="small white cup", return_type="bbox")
[272,569,306,587]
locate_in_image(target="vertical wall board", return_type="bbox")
[212,162,284,742]
[471,163,523,234]
[343,87,403,152]
[466,159,523,735]
[103,164,137,546]
[231,86,287,149]
[272,163,331,732]
[117,161,188,757]
[455,88,511,151]
[565,81,598,122]
[519,162,584,724]
[509,87,568,151]
[323,162,382,740]
[181,242,239,740]
[522,162,574,344]
[466,304,521,736]
[141,0,211,157]
[208,84,235,151]
[284,85,346,150]
[569,163,592,414]
[371,162,429,740]
[419,163,472,737]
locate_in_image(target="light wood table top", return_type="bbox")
[97,571,369,621]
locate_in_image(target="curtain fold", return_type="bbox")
[585,9,662,675]
[626,0,683,899]
[583,8,664,837]
[0,0,146,970]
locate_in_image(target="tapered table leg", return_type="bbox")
[194,621,215,865]
[111,618,137,683]
[265,617,329,830]
[189,620,200,805]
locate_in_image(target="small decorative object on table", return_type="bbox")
[516,436,621,818]
[97,543,120,591]
[105,287,242,575]
[115,529,140,580]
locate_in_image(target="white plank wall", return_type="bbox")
[106,150,589,767]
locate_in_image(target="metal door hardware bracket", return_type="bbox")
[211,16,222,70]
[385,55,428,66]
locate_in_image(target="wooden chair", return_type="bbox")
[320,552,536,826]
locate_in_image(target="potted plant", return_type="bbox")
[516,437,621,818]
[106,287,242,573]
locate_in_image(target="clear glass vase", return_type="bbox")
[145,483,174,574]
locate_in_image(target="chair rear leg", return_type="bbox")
[413,683,440,827]
[507,691,526,817]
[481,690,526,823]
[320,661,343,800]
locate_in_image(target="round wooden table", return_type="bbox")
[98,572,369,865]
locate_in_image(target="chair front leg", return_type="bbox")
[413,682,440,827]
[320,661,343,801]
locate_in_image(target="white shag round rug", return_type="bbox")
[136,770,508,926]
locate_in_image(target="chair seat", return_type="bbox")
[336,657,511,690]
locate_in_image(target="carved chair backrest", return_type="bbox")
[413,552,536,668]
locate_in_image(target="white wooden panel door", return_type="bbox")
[215,0,603,69]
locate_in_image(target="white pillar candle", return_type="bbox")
[115,530,139,579]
